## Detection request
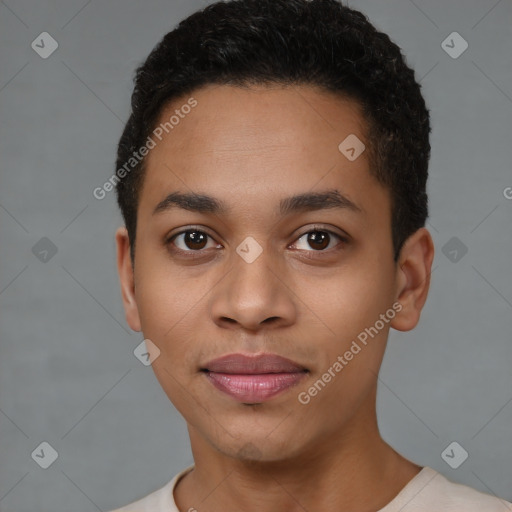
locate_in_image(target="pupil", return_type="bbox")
[182,231,330,251]
[186,231,207,250]
[309,231,329,250]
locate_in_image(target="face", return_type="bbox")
[117,84,416,462]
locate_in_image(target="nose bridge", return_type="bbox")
[211,236,296,329]
[235,242,275,297]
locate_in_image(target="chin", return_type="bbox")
[206,423,309,464]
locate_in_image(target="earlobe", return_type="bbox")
[115,226,142,332]
[390,227,435,332]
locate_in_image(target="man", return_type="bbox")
[110,0,511,510]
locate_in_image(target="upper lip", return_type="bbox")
[202,353,307,374]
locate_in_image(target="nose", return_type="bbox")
[209,244,297,332]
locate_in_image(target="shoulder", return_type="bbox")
[402,467,512,511]
[107,465,194,512]
[107,480,171,512]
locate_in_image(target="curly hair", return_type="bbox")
[115,0,431,264]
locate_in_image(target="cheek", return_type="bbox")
[296,262,394,403]
[298,264,394,343]
[135,252,198,335]
[133,281,197,388]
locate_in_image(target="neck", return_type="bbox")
[174,387,421,512]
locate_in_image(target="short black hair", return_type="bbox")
[115,0,430,264]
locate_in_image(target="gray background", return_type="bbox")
[0,0,511,510]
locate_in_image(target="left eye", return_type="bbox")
[167,228,344,254]
[292,230,344,251]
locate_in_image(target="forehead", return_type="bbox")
[137,84,388,223]
[151,83,367,160]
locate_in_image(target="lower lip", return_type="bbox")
[205,372,307,403]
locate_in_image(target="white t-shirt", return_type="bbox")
[109,465,512,512]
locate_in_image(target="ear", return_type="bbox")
[115,226,141,332]
[391,227,435,332]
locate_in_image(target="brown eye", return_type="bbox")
[306,231,330,250]
[169,230,214,251]
[293,229,344,252]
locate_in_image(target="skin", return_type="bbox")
[116,84,435,512]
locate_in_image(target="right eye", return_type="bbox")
[166,229,221,253]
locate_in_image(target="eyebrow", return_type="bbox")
[152,189,363,217]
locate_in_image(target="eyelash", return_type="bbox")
[165,225,348,258]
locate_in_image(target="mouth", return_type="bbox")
[201,353,309,403]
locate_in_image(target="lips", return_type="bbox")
[202,353,308,403]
